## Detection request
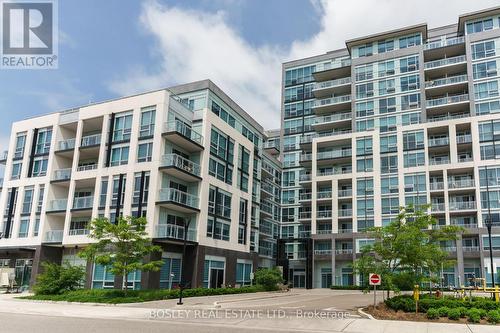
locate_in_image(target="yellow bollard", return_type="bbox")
[495,286,499,303]
[413,285,420,313]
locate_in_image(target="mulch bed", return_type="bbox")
[364,303,492,325]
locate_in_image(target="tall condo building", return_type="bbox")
[280,6,500,288]
[0,80,281,290]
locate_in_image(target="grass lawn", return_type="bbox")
[20,285,269,304]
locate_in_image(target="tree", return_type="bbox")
[79,216,163,293]
[354,205,463,296]
[255,267,284,290]
[34,261,85,295]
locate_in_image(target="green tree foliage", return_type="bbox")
[79,216,163,293]
[354,205,463,294]
[34,261,85,295]
[254,267,283,290]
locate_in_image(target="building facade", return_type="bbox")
[280,7,500,288]
[0,80,281,290]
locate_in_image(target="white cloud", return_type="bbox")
[109,0,500,129]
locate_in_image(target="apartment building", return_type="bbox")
[0,80,281,290]
[280,6,500,288]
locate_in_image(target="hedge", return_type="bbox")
[330,285,364,290]
[386,295,500,313]
[21,285,269,304]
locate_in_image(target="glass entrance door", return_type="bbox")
[293,271,306,288]
[210,268,224,288]
[15,259,32,290]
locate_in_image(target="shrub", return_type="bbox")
[467,308,481,323]
[457,306,468,318]
[487,310,500,324]
[426,308,439,319]
[33,262,85,295]
[385,295,415,312]
[447,308,461,320]
[330,285,363,290]
[254,268,283,291]
[437,306,450,317]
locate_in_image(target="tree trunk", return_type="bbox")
[123,270,128,295]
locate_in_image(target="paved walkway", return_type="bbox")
[0,291,498,332]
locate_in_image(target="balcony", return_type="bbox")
[317,210,332,219]
[43,230,63,243]
[424,36,465,60]
[263,140,280,154]
[424,36,464,50]
[72,196,94,210]
[299,193,311,201]
[462,246,480,252]
[335,249,353,255]
[157,188,200,213]
[46,199,68,213]
[427,112,470,123]
[159,154,202,182]
[314,249,332,257]
[338,209,352,218]
[0,151,7,164]
[52,168,72,182]
[431,203,445,212]
[449,201,476,211]
[426,94,469,113]
[312,77,351,98]
[299,152,313,166]
[428,137,449,147]
[313,59,351,81]
[299,173,312,183]
[338,189,352,197]
[80,134,101,148]
[56,138,76,153]
[448,179,475,189]
[155,224,196,242]
[424,55,467,75]
[429,182,444,191]
[68,228,90,236]
[163,120,204,152]
[456,134,472,144]
[425,74,468,97]
[317,149,352,164]
[298,211,311,220]
[313,112,352,131]
[313,95,351,114]
[317,191,332,200]
[429,157,450,165]
[76,164,98,172]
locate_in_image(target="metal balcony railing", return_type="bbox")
[425,74,468,88]
[317,210,332,218]
[76,164,98,172]
[313,95,351,108]
[317,149,352,160]
[431,203,445,212]
[426,94,469,107]
[164,120,203,145]
[424,36,464,50]
[338,189,352,197]
[424,55,466,69]
[456,134,472,144]
[158,188,199,209]
[68,229,90,236]
[317,191,332,199]
[314,59,351,72]
[160,154,201,177]
[314,112,352,125]
[428,137,449,147]
[448,179,475,189]
[314,77,351,90]
[449,201,476,210]
[429,182,444,191]
[339,209,352,217]
[314,249,332,255]
[335,249,353,254]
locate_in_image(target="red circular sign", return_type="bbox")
[370,274,380,284]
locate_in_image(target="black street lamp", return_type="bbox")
[177,219,191,305]
[484,166,496,290]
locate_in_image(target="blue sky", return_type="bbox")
[1,0,499,150]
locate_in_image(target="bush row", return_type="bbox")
[330,285,364,290]
[385,295,500,313]
[22,285,268,304]
[426,306,500,324]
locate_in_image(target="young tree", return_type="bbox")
[354,205,463,296]
[79,216,163,293]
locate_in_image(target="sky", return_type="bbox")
[1,0,500,152]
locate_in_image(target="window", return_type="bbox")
[382,176,399,194]
[137,142,153,162]
[159,257,181,289]
[356,82,374,99]
[33,218,40,237]
[400,75,419,92]
[381,155,398,174]
[402,112,420,126]
[399,56,419,73]
[357,178,374,196]
[284,65,315,86]
[22,187,33,214]
[355,63,374,81]
[32,157,48,177]
[238,199,248,244]
[14,133,26,159]
[113,113,132,142]
[404,173,426,192]
[139,108,155,138]
[18,218,29,238]
[357,158,373,172]
[471,40,496,60]
[208,186,232,219]
[132,172,150,207]
[474,80,499,100]
[209,128,234,185]
[403,130,424,150]
[476,100,500,115]
[355,101,374,117]
[356,239,375,253]
[236,262,252,286]
[99,178,108,207]
[466,18,494,34]
[212,101,236,127]
[356,137,373,156]
[92,264,115,289]
[401,93,420,110]
[206,216,230,241]
[482,235,500,250]
[404,151,425,167]
[378,39,394,53]
[379,97,396,114]
[380,135,397,153]
[357,43,373,57]
[378,79,396,95]
[36,185,44,213]
[378,60,395,77]
[237,145,250,192]
[11,162,22,180]
[399,34,421,49]
[111,175,126,207]
[35,128,52,155]
[110,146,129,166]
[473,60,498,80]
[356,119,374,131]
[379,116,397,133]
[382,197,399,215]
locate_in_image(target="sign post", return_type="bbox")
[369,273,381,307]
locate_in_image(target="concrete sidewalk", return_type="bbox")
[0,292,498,333]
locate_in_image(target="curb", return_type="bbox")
[357,307,375,320]
[214,292,299,308]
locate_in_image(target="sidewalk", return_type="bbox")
[0,292,498,332]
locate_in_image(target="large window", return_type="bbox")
[403,130,424,150]
[237,145,250,192]
[466,18,494,35]
[11,162,22,180]
[238,199,248,244]
[110,145,129,166]
[92,264,115,289]
[113,113,133,142]
[474,80,499,100]
[471,40,496,60]
[473,60,498,80]
[207,186,232,241]
[137,142,153,162]
[32,157,48,177]
[209,127,234,185]
[139,107,156,138]
[236,261,252,286]
[35,128,52,155]
[14,133,26,158]
[22,187,34,214]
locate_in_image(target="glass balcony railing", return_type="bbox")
[317,210,332,218]
[52,168,72,181]
[44,230,64,243]
[449,201,476,210]
[73,196,94,209]
[300,153,312,162]
[158,188,199,209]
[299,211,311,219]
[314,112,352,125]
[314,249,332,255]
[429,182,444,191]
[313,77,351,90]
[47,199,68,212]
[156,224,196,241]
[428,137,449,147]
[81,134,101,147]
[164,120,203,146]
[431,203,445,212]
[68,228,90,236]
[335,249,353,254]
[57,138,76,151]
[456,134,472,144]
[313,95,351,108]
[424,55,467,69]
[424,36,464,50]
[317,149,352,160]
[429,157,450,165]
[425,74,467,88]
[338,209,352,217]
[448,179,475,189]
[426,94,469,107]
[338,189,352,197]
[314,59,351,72]
[160,154,201,177]
[76,164,98,172]
[317,191,332,199]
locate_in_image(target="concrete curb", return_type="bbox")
[357,307,375,320]
[214,292,300,308]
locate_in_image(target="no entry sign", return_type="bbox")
[369,273,381,286]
